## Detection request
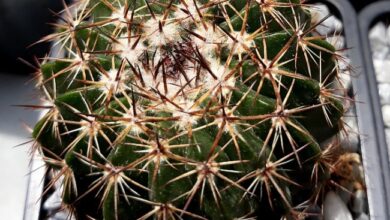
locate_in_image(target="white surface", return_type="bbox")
[0,73,39,220]
[382,105,390,127]
[323,191,353,220]
[373,60,390,83]
[23,152,45,220]
[356,213,369,220]
[370,22,390,167]
[378,83,390,104]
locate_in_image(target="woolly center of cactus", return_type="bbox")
[146,139,171,163]
[229,31,254,56]
[196,162,220,177]
[103,2,241,121]
[80,116,101,137]
[174,1,205,23]
[119,112,143,135]
[159,41,195,80]
[143,16,182,47]
[99,69,128,95]
[114,35,146,64]
[256,0,275,11]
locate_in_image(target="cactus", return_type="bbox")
[32,0,351,219]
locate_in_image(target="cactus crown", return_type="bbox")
[33,0,350,219]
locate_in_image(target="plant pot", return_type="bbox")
[346,0,390,12]
[357,2,390,219]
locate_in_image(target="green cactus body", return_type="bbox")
[33,0,348,219]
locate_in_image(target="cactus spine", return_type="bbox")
[32,0,350,219]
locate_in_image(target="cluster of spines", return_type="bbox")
[29,0,352,219]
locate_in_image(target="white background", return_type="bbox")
[0,72,39,220]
